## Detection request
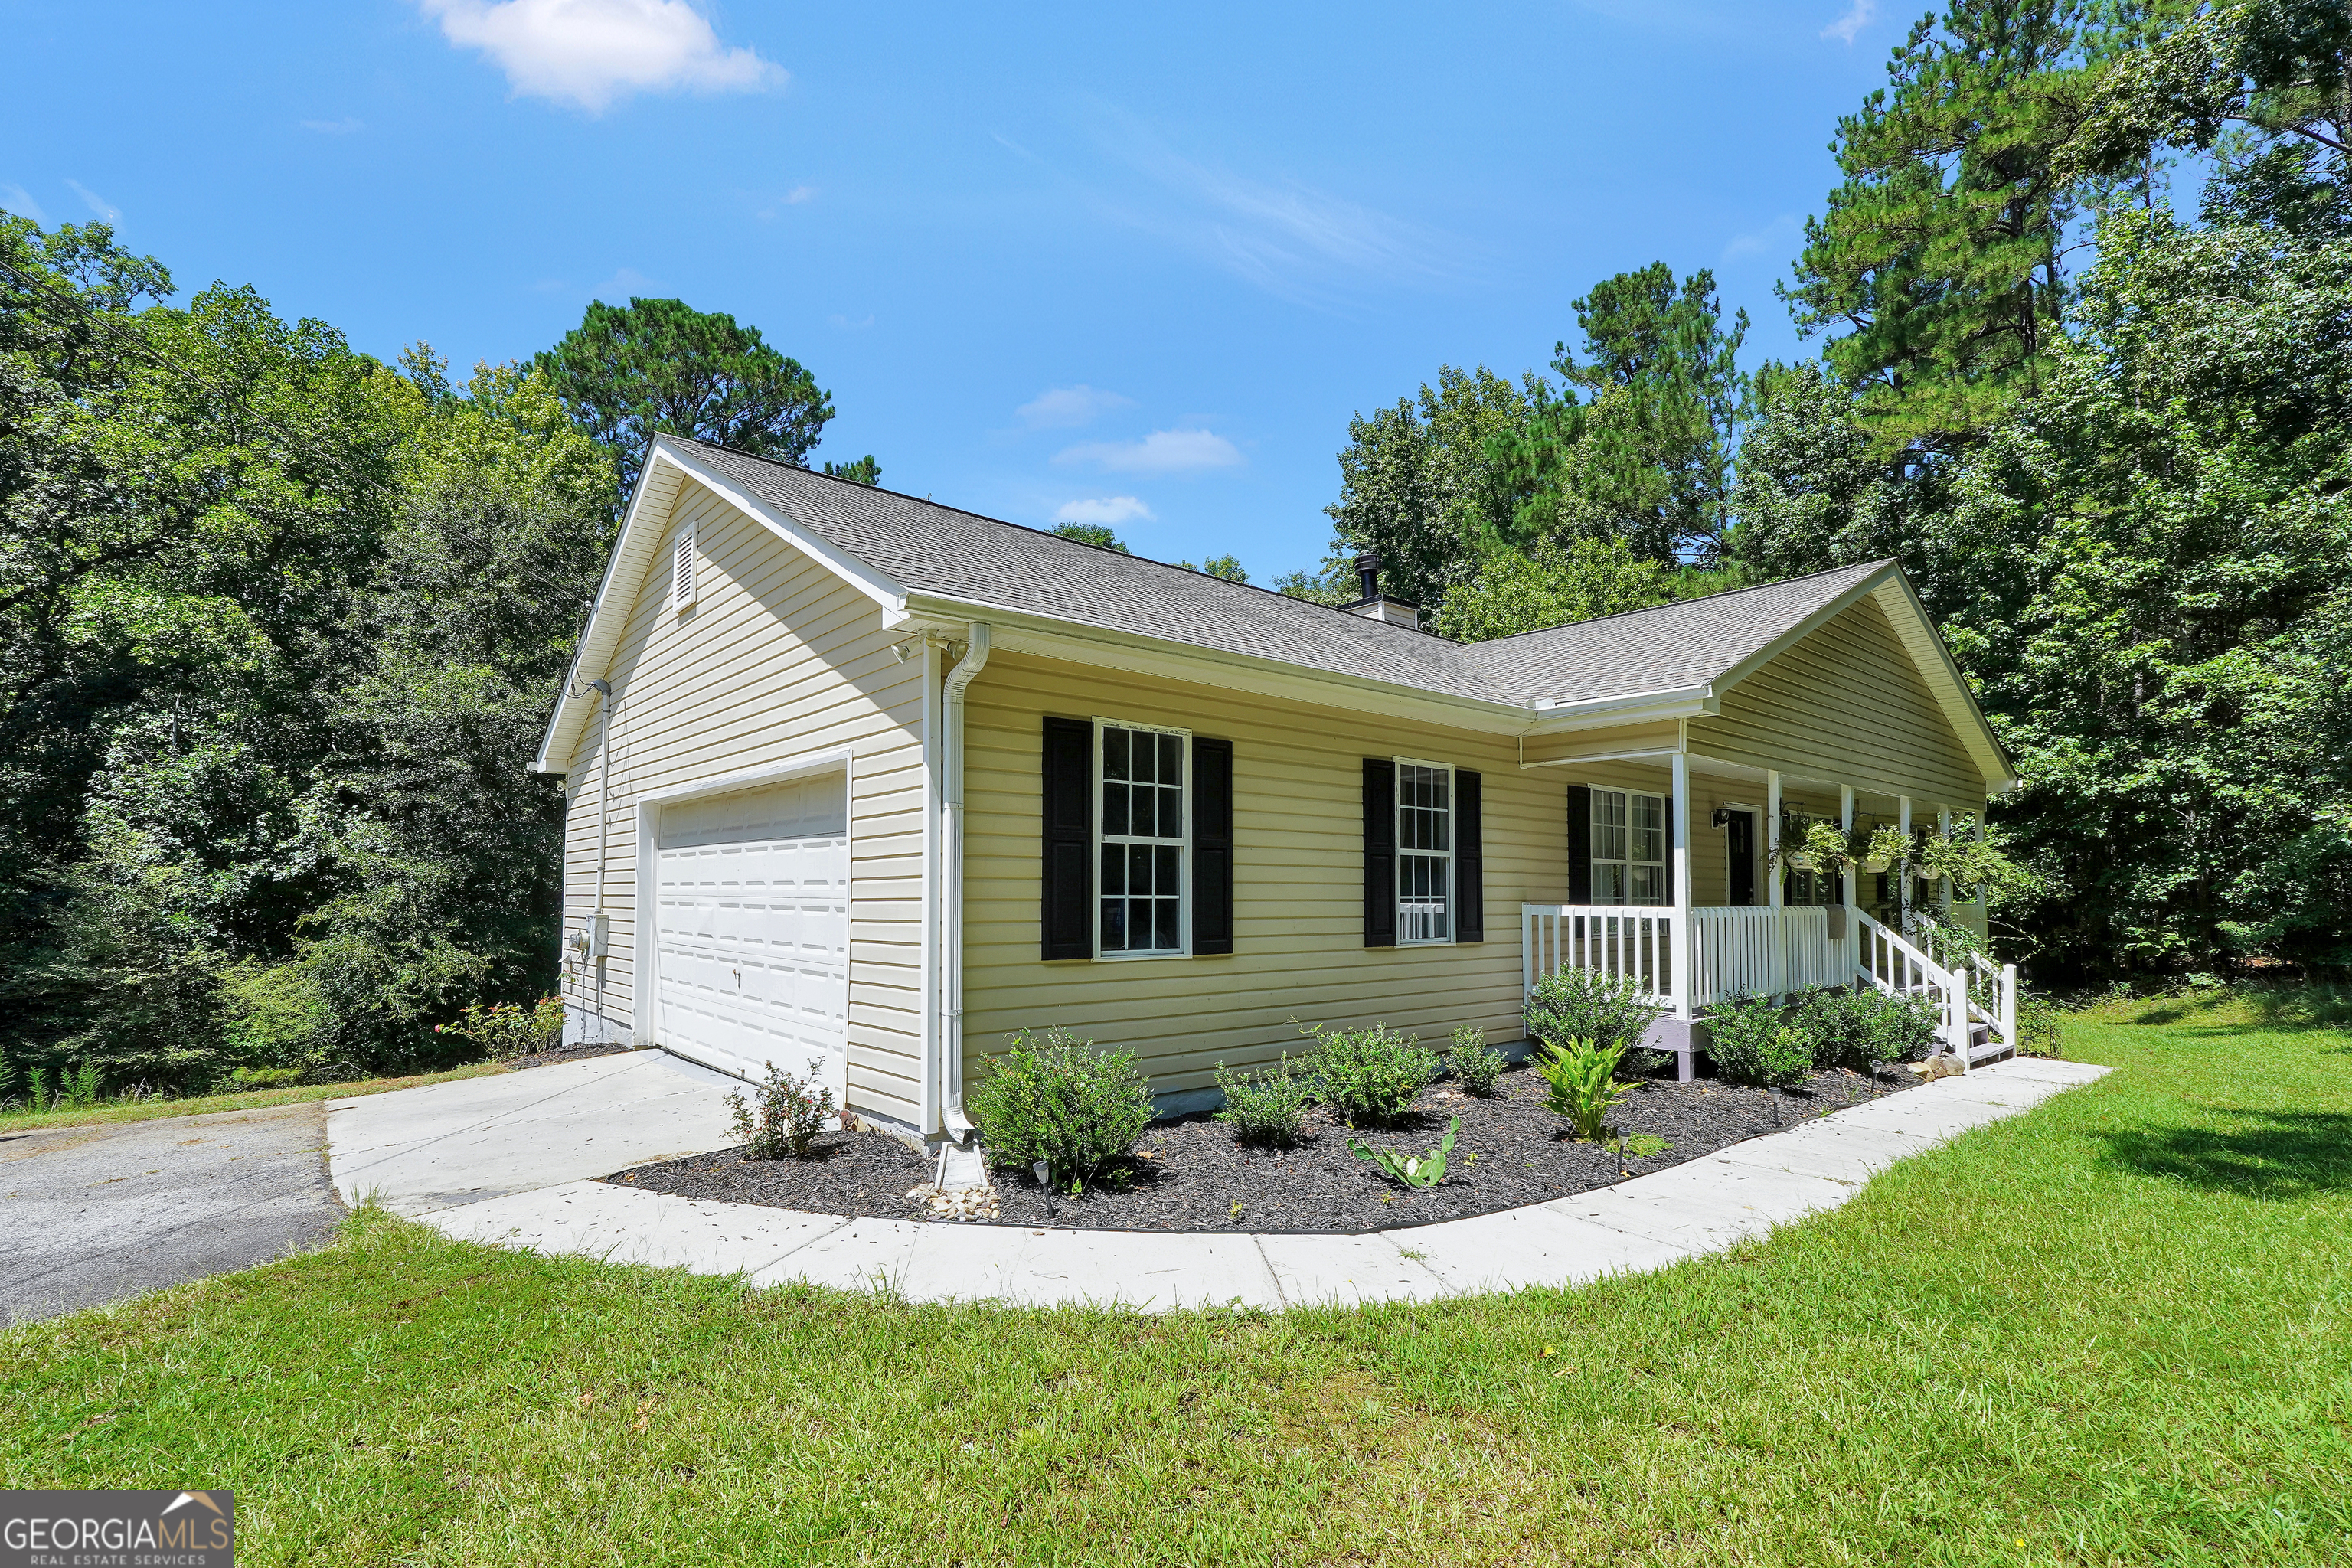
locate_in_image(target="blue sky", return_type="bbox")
[4,0,1898,583]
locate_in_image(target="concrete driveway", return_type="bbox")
[1,1101,344,1326]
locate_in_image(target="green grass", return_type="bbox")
[0,1061,508,1132]
[5,997,2348,1565]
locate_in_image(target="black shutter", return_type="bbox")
[1364,759,1396,947]
[1566,783,1592,903]
[1041,717,1093,960]
[1455,769,1483,942]
[1192,737,1233,955]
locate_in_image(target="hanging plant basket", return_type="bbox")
[1786,851,1816,872]
[1862,854,1893,874]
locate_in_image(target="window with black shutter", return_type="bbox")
[1192,737,1233,955]
[1040,717,1093,959]
[1363,759,1396,946]
[1455,769,1483,942]
[1566,783,1592,903]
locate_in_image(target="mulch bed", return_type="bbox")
[506,1040,635,1072]
[606,1061,1923,1235]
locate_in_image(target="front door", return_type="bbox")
[1725,809,1756,907]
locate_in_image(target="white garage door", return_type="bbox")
[654,775,850,1103]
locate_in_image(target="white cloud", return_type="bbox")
[1721,213,1800,264]
[1076,108,1463,305]
[301,116,365,134]
[785,184,815,204]
[67,180,119,222]
[590,265,660,299]
[827,312,874,331]
[0,184,44,224]
[1054,428,1243,475]
[1017,384,1134,430]
[420,0,784,113]
[1822,0,1876,43]
[1053,496,1153,527]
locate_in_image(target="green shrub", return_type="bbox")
[1525,967,1666,1054]
[230,1066,306,1090]
[970,1027,1153,1192]
[1305,1023,1437,1129]
[1214,1056,1312,1147]
[1792,986,1938,1073]
[1706,994,1799,1086]
[1533,1036,1635,1141]
[725,1058,838,1160]
[1445,1025,1504,1096]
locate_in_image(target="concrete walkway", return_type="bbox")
[325,1049,741,1216]
[2,1102,344,1325]
[364,1054,2110,1310]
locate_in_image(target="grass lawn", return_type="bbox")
[4,995,2347,1565]
[0,1061,510,1132]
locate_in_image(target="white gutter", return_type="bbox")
[939,622,991,1142]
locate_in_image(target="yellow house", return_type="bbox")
[534,435,2018,1146]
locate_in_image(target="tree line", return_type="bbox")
[1292,0,2352,984]
[0,234,877,1096]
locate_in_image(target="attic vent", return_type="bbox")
[671,524,697,610]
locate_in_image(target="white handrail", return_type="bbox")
[1854,909,1971,1060]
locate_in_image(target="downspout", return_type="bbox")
[587,678,614,1038]
[939,622,992,1142]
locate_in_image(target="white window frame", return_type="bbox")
[1093,717,1191,960]
[670,518,698,612]
[1592,786,1668,907]
[1780,805,1841,907]
[1394,756,1455,946]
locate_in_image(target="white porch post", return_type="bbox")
[1766,769,1785,998]
[1841,783,1857,985]
[1938,805,1954,919]
[1671,749,1695,1083]
[1897,795,1912,933]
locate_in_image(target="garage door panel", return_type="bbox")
[654,776,851,1103]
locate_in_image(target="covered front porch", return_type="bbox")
[1517,747,2017,1079]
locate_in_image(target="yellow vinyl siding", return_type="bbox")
[557,479,929,1123]
[1688,597,1991,811]
[961,651,1563,1096]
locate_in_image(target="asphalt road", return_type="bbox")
[1,1100,345,1325]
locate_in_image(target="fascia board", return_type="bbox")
[1868,575,2019,792]
[900,592,1538,735]
[1524,687,1717,731]
[531,453,684,776]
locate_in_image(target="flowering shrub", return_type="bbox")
[727,1059,838,1159]
[434,996,565,1059]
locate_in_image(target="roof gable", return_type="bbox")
[534,436,2010,788]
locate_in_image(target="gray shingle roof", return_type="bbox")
[678,436,1889,710]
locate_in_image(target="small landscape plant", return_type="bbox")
[2017,991,2063,1057]
[725,1058,838,1160]
[1348,1116,1459,1190]
[1213,1055,1313,1148]
[434,995,565,1060]
[969,1027,1153,1193]
[1533,1036,1632,1142]
[1445,1025,1504,1097]
[1524,966,1666,1054]
[1303,1022,1437,1129]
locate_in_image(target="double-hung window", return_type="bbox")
[1097,722,1187,956]
[1396,760,1453,942]
[1592,787,1667,905]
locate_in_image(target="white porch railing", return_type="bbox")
[1916,924,2020,1060]
[1857,909,1976,1060]
[1521,905,1675,1002]
[1687,906,1849,1004]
